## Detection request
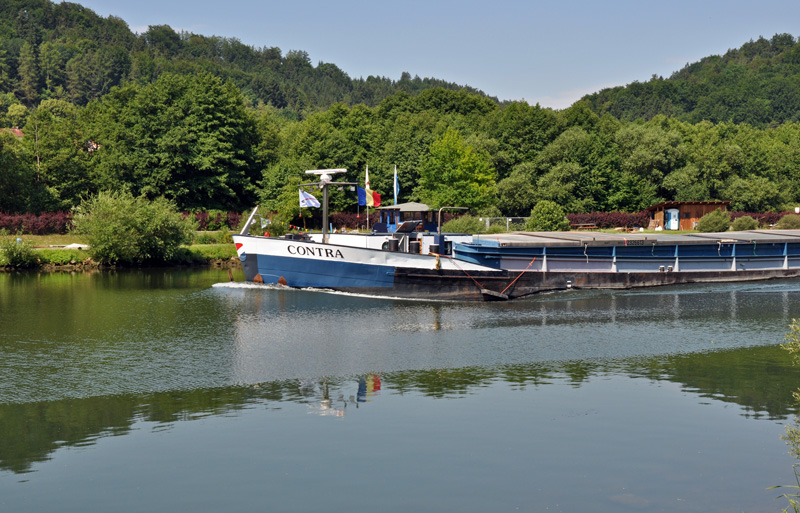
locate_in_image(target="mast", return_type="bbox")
[301,168,355,244]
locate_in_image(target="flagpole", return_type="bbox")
[365,165,370,231]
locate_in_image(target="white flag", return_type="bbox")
[299,189,320,208]
[365,165,370,189]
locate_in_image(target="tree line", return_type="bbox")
[0,0,488,113]
[583,33,800,127]
[2,1,800,224]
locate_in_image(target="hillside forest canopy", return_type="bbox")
[2,0,800,222]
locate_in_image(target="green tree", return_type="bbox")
[662,165,711,202]
[483,101,559,178]
[526,200,569,231]
[88,73,259,211]
[71,191,195,264]
[23,99,91,210]
[39,41,67,95]
[0,131,31,212]
[0,47,10,92]
[610,122,683,210]
[264,176,316,235]
[532,127,611,212]
[534,162,595,213]
[7,103,28,128]
[497,164,536,217]
[17,41,40,106]
[722,175,786,212]
[414,127,497,211]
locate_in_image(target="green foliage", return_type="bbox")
[583,34,800,128]
[187,243,237,260]
[0,1,490,112]
[23,99,91,211]
[195,233,220,244]
[35,248,88,265]
[7,8,800,227]
[768,466,800,513]
[783,319,800,366]
[485,224,506,234]
[497,165,536,217]
[441,215,485,234]
[191,228,233,244]
[88,73,259,211]
[778,215,800,229]
[773,319,800,500]
[70,191,196,264]
[526,200,570,231]
[0,131,30,212]
[415,128,498,212]
[0,233,38,268]
[731,215,759,231]
[695,208,731,232]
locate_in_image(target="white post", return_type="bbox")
[241,206,259,235]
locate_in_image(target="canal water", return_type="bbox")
[1,268,799,512]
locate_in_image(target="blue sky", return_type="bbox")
[78,0,800,109]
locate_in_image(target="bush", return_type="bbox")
[71,191,196,264]
[442,215,485,234]
[0,211,72,234]
[566,211,649,229]
[696,208,731,232]
[0,234,38,268]
[526,201,570,231]
[195,232,220,244]
[777,214,800,230]
[731,215,759,231]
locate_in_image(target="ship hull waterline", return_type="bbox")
[233,235,800,301]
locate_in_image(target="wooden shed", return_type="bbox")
[646,201,730,231]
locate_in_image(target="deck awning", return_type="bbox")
[376,202,431,212]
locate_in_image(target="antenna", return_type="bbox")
[306,168,346,184]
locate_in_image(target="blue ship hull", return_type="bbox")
[234,230,800,301]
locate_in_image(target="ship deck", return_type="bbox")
[470,230,800,248]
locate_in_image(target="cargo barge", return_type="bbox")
[232,170,800,301]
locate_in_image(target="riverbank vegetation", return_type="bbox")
[71,191,195,264]
[3,2,800,269]
[2,4,800,218]
[0,234,237,269]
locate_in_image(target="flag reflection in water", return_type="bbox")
[305,374,381,417]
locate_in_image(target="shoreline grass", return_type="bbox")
[1,234,238,269]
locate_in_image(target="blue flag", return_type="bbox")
[393,165,400,205]
[357,187,367,206]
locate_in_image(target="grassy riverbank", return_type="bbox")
[0,233,238,270]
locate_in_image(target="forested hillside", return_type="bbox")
[583,33,800,126]
[0,0,489,113]
[2,0,800,225]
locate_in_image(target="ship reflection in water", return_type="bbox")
[302,375,381,417]
[3,271,800,513]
